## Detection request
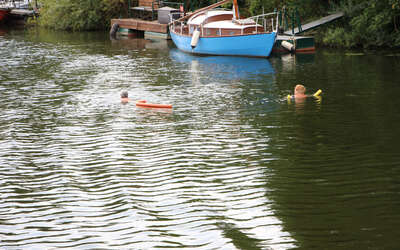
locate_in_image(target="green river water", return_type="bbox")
[1,27,400,249]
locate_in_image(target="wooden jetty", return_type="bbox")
[110,18,168,38]
[273,11,344,54]
[110,0,182,39]
[284,12,344,35]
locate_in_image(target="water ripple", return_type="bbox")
[4,30,400,250]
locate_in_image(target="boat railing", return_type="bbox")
[170,11,278,37]
[248,12,278,33]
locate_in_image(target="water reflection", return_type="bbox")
[0,28,7,36]
[169,48,275,80]
[110,37,173,51]
[2,28,400,250]
[274,53,316,75]
[260,52,400,250]
[285,95,322,114]
[0,30,298,249]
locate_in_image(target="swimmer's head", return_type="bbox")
[121,91,128,98]
[295,84,306,94]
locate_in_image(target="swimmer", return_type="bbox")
[287,84,322,99]
[120,91,130,103]
[287,84,322,105]
[294,84,307,99]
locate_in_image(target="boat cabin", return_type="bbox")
[171,9,273,38]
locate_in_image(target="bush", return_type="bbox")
[320,0,400,48]
[38,0,127,31]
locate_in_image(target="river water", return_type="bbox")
[1,28,400,249]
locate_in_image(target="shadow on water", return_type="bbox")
[255,51,400,249]
[217,222,264,250]
[11,27,109,45]
[7,28,174,59]
[110,36,176,51]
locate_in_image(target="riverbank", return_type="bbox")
[4,0,399,50]
[29,0,400,49]
[313,2,400,49]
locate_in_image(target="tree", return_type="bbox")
[38,0,127,31]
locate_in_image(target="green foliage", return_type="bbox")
[248,0,332,19]
[37,0,126,31]
[318,26,356,48]
[320,0,400,48]
[34,0,400,48]
[185,0,212,12]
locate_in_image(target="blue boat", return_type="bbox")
[169,0,278,58]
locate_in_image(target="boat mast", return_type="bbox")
[233,0,240,20]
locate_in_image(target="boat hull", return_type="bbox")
[170,31,277,58]
[0,8,10,23]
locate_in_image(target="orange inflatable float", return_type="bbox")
[136,100,172,109]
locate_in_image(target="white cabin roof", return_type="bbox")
[188,10,233,25]
[203,20,258,29]
[188,10,260,30]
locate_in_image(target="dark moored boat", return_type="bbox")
[0,7,10,23]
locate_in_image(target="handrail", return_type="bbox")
[248,12,278,33]
[170,4,279,37]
